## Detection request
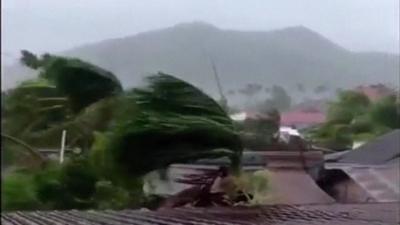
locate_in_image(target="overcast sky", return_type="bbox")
[2,0,399,64]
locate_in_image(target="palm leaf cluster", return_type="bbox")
[3,51,245,211]
[4,51,243,176]
[107,73,243,176]
[2,53,123,167]
[39,56,122,113]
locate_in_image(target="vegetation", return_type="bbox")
[308,90,399,150]
[250,85,292,113]
[2,50,243,211]
[238,109,281,151]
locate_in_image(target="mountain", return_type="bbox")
[2,22,399,99]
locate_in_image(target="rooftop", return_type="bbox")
[355,84,394,102]
[280,110,326,127]
[2,203,398,225]
[333,130,400,165]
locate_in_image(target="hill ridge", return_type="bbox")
[2,22,399,97]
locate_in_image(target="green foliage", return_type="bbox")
[2,155,145,211]
[39,57,123,113]
[93,180,130,210]
[106,73,242,176]
[20,50,41,69]
[327,105,354,124]
[237,109,280,150]
[369,95,399,129]
[310,91,398,150]
[350,115,374,134]
[258,85,291,112]
[89,132,116,180]
[3,79,67,136]
[31,158,97,210]
[5,53,253,211]
[33,163,64,209]
[338,90,370,106]
[4,53,123,162]
[327,91,370,124]
[2,172,42,211]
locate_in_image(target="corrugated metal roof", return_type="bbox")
[2,203,398,225]
[146,152,330,204]
[326,163,400,203]
[336,130,400,165]
[267,169,335,204]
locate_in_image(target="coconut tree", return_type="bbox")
[99,73,243,177]
[3,52,123,167]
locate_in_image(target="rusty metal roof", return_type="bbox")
[335,130,400,165]
[266,169,335,204]
[2,203,399,225]
[326,163,400,203]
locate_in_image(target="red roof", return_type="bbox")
[355,84,394,102]
[281,110,326,126]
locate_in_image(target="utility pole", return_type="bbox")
[209,57,228,110]
[59,130,67,164]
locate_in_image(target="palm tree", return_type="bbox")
[102,73,243,177]
[7,52,244,175]
[3,53,123,165]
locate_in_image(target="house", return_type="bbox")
[230,109,326,130]
[5,133,399,224]
[280,108,326,129]
[144,150,334,205]
[319,130,400,203]
[355,84,394,102]
[229,111,275,121]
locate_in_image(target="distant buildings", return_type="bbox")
[355,84,395,102]
[230,108,327,129]
[280,109,326,129]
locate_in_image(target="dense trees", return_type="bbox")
[2,51,244,211]
[309,90,399,150]
[238,109,281,151]
[96,73,243,177]
[252,85,291,113]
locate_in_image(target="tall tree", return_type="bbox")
[309,90,399,150]
[100,73,243,176]
[261,85,291,112]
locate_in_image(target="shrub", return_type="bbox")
[2,172,42,211]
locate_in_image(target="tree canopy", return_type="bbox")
[309,90,399,150]
[98,73,243,176]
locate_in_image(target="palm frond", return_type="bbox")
[22,97,118,150]
[106,73,242,176]
[40,56,123,112]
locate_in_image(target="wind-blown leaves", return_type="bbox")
[105,73,243,176]
[3,79,68,137]
[40,57,123,113]
[310,91,398,150]
[3,54,124,165]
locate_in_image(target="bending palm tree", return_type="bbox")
[106,72,243,177]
